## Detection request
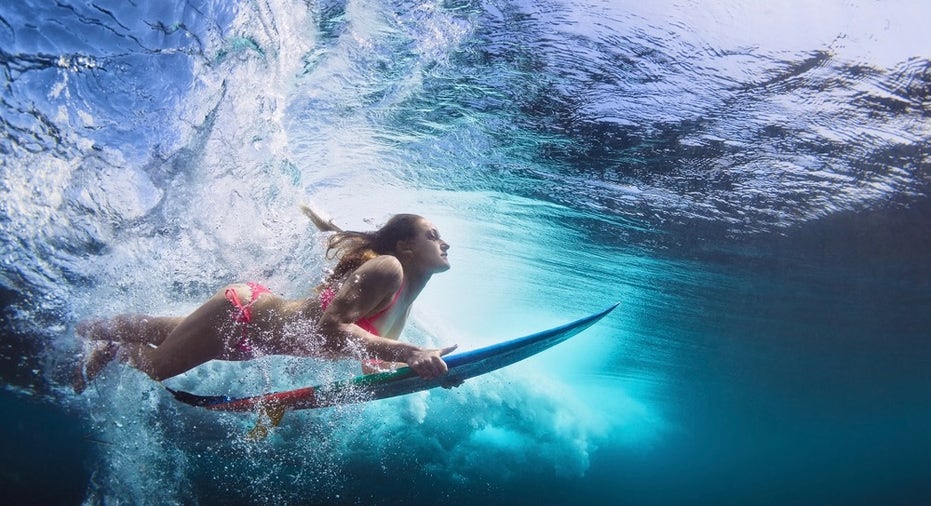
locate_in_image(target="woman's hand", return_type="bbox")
[405,345,457,379]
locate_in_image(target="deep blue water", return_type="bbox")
[1,0,929,504]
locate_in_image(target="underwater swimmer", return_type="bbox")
[73,208,456,393]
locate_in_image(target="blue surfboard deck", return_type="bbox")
[169,303,618,412]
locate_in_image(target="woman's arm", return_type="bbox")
[317,256,455,378]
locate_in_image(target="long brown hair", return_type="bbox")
[323,214,424,284]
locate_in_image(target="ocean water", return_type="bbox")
[1,0,929,504]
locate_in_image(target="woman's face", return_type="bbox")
[402,219,450,274]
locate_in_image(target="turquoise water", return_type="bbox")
[1,0,929,504]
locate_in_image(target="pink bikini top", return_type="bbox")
[320,282,404,337]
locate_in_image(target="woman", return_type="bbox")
[73,209,456,393]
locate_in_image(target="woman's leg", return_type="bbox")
[77,315,185,345]
[74,315,185,393]
[115,291,236,381]
[75,289,238,387]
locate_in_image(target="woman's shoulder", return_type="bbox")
[354,255,403,287]
[360,254,402,272]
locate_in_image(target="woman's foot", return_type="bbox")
[72,342,120,394]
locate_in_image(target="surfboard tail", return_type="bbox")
[166,388,233,409]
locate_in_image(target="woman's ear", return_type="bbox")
[396,240,414,256]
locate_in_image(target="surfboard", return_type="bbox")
[169,303,618,412]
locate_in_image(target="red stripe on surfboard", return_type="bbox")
[205,386,317,411]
